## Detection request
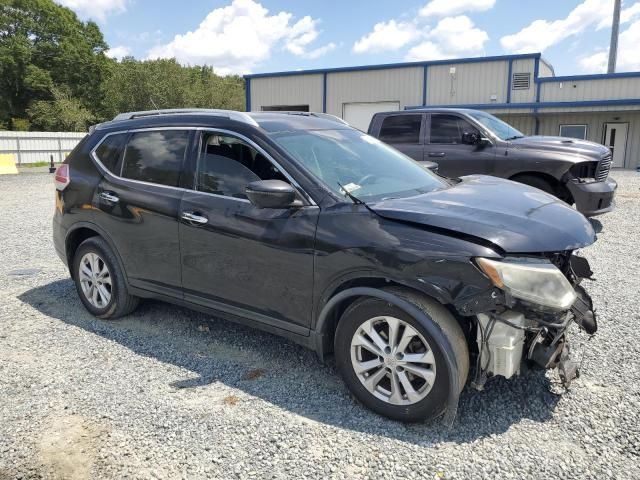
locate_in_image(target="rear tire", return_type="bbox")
[335,290,469,422]
[72,237,139,319]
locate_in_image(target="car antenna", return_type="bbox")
[149,97,159,110]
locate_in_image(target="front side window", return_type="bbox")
[378,115,422,144]
[95,133,127,173]
[429,114,479,144]
[272,129,447,201]
[467,110,524,141]
[121,130,190,187]
[559,124,587,140]
[196,132,286,199]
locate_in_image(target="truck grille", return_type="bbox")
[596,153,612,181]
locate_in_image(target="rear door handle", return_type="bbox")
[99,191,119,203]
[181,212,208,225]
[428,152,446,158]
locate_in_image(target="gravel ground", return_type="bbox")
[1,170,639,480]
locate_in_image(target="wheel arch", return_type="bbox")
[65,222,130,287]
[509,171,573,203]
[314,285,462,425]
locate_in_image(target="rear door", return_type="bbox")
[376,113,425,162]
[178,130,319,333]
[426,113,495,177]
[93,128,192,298]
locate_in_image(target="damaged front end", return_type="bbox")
[467,251,597,389]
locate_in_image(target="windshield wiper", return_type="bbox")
[337,182,366,205]
[504,135,524,141]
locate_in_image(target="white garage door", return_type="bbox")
[343,101,400,132]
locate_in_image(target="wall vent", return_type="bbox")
[512,72,531,90]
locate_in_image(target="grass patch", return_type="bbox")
[20,161,60,168]
[223,395,239,406]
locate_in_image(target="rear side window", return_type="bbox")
[378,115,422,144]
[121,130,190,187]
[95,133,127,173]
[430,114,478,144]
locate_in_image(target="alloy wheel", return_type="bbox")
[78,252,112,309]
[350,316,437,405]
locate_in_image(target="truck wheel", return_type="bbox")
[72,237,139,319]
[334,291,469,422]
[513,174,554,195]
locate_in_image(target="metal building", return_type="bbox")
[244,53,640,169]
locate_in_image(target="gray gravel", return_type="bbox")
[1,170,639,479]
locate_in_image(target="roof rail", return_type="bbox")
[266,111,350,125]
[112,109,259,127]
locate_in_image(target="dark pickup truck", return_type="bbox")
[368,108,617,217]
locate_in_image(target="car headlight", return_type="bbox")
[476,257,576,310]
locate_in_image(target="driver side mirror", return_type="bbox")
[245,180,301,209]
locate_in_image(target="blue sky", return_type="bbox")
[56,0,640,76]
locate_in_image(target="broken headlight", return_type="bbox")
[476,257,577,311]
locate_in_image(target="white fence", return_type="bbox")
[0,131,86,164]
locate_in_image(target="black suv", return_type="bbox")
[368,109,617,217]
[54,109,598,423]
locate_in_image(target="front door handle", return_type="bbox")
[99,191,119,203]
[428,152,446,158]
[181,212,208,225]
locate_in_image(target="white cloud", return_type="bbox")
[105,45,131,59]
[406,16,488,60]
[500,0,612,53]
[419,0,496,17]
[147,0,334,74]
[597,1,640,29]
[56,0,127,21]
[352,20,421,54]
[580,18,640,71]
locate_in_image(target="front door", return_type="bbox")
[179,130,318,333]
[603,123,628,168]
[425,113,495,178]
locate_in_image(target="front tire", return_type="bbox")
[335,291,469,422]
[72,237,139,319]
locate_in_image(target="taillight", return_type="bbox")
[54,164,70,191]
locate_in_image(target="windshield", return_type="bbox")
[271,129,448,201]
[467,110,524,141]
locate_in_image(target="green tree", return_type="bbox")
[27,86,94,131]
[0,0,109,127]
[100,59,245,120]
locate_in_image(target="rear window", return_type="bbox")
[95,133,127,173]
[378,115,422,144]
[121,130,190,187]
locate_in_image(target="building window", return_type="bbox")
[261,105,309,112]
[379,115,422,144]
[512,73,531,90]
[559,124,587,140]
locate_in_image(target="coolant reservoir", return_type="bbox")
[477,311,526,379]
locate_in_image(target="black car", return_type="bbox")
[53,109,598,423]
[368,108,617,217]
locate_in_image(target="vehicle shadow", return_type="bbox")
[18,279,562,445]
[589,218,603,233]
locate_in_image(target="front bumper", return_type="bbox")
[567,177,617,217]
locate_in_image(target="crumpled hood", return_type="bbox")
[371,175,596,253]
[510,136,609,160]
